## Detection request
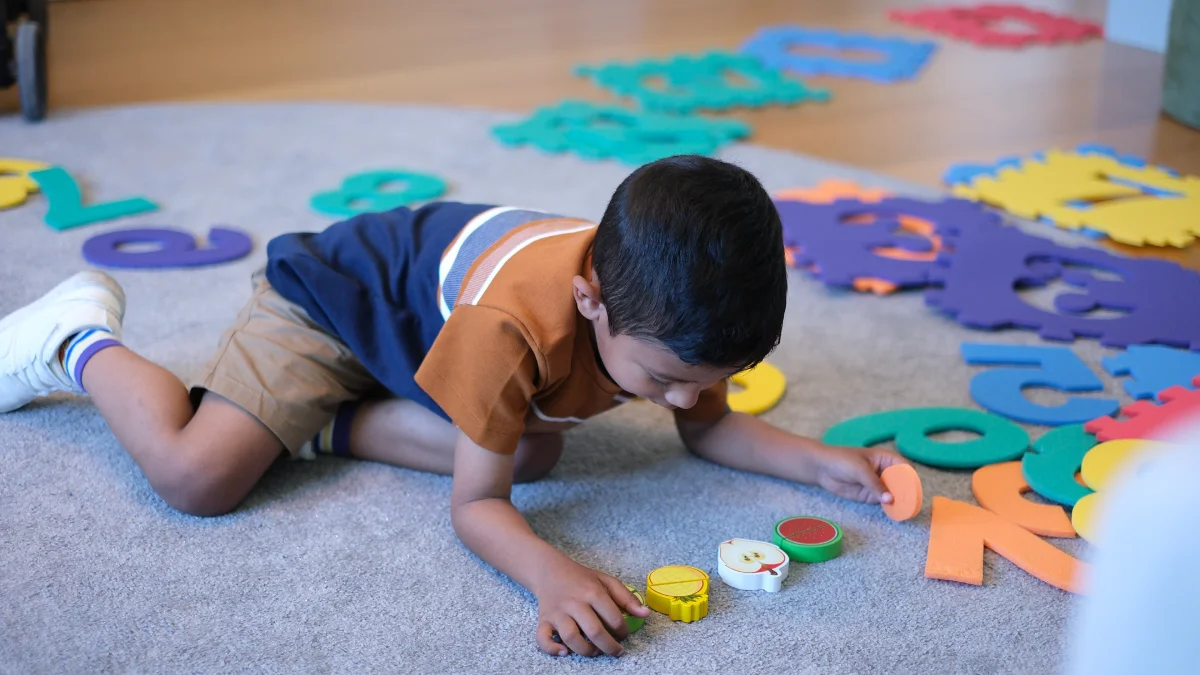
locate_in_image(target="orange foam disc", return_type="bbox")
[881,463,923,521]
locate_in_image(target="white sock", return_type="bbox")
[60,328,121,391]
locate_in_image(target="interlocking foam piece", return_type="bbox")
[775,181,909,295]
[82,227,253,269]
[740,25,937,83]
[925,497,1085,594]
[30,167,158,231]
[971,462,1076,538]
[925,221,1200,349]
[944,145,1176,187]
[0,157,49,209]
[1022,424,1096,508]
[1084,375,1200,442]
[880,464,923,522]
[492,100,750,165]
[1101,345,1200,401]
[727,362,786,416]
[773,180,891,204]
[1072,439,1180,541]
[574,51,829,114]
[890,4,1103,49]
[952,149,1200,248]
[823,407,1030,469]
[961,343,1120,426]
[778,196,998,291]
[310,170,447,218]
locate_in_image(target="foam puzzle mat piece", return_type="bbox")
[1072,439,1181,541]
[924,221,1200,350]
[773,180,892,204]
[1101,345,1200,401]
[961,343,1120,426]
[1084,376,1200,442]
[740,25,937,83]
[493,100,750,165]
[880,463,923,522]
[925,497,1086,593]
[727,362,786,416]
[30,167,158,231]
[0,157,50,209]
[778,196,997,291]
[645,565,709,622]
[82,227,253,269]
[823,407,1030,469]
[890,4,1103,48]
[575,51,830,114]
[951,149,1200,248]
[716,539,790,592]
[310,170,447,217]
[1022,424,1096,507]
[773,516,843,563]
[971,462,1076,538]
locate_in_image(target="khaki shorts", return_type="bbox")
[189,272,380,455]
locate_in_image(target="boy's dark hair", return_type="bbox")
[592,155,787,369]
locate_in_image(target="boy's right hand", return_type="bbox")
[533,557,651,658]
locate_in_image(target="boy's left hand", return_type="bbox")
[807,443,907,505]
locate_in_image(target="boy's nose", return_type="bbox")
[665,385,701,410]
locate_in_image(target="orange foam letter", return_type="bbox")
[972,462,1076,538]
[925,496,1086,593]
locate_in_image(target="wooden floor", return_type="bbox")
[6,0,1199,265]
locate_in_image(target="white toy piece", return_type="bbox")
[717,538,790,592]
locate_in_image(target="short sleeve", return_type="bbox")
[674,379,730,425]
[414,305,540,454]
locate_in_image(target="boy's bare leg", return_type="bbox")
[346,398,563,483]
[82,346,283,515]
[0,271,281,517]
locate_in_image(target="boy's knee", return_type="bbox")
[513,433,564,484]
[151,445,245,517]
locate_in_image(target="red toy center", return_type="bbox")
[778,517,838,544]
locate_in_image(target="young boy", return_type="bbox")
[0,155,903,658]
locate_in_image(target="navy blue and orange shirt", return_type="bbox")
[266,202,728,455]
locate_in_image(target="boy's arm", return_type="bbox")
[676,408,905,504]
[449,431,648,658]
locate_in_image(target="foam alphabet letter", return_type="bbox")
[82,227,253,269]
[31,167,158,230]
[961,343,1120,426]
[925,496,1086,593]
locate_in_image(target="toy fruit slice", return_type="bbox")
[645,565,709,623]
[773,516,843,563]
[622,584,646,634]
[717,538,790,592]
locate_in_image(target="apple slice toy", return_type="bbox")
[717,538,791,592]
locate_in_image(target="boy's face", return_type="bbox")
[573,274,738,410]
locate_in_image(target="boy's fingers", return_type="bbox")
[601,575,650,617]
[573,609,625,657]
[555,618,595,658]
[537,621,569,657]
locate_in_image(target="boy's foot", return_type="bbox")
[0,271,126,412]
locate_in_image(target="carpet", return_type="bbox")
[0,103,1108,674]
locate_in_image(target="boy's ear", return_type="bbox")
[572,274,605,322]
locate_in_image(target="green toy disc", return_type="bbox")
[773,516,843,563]
[623,584,646,635]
